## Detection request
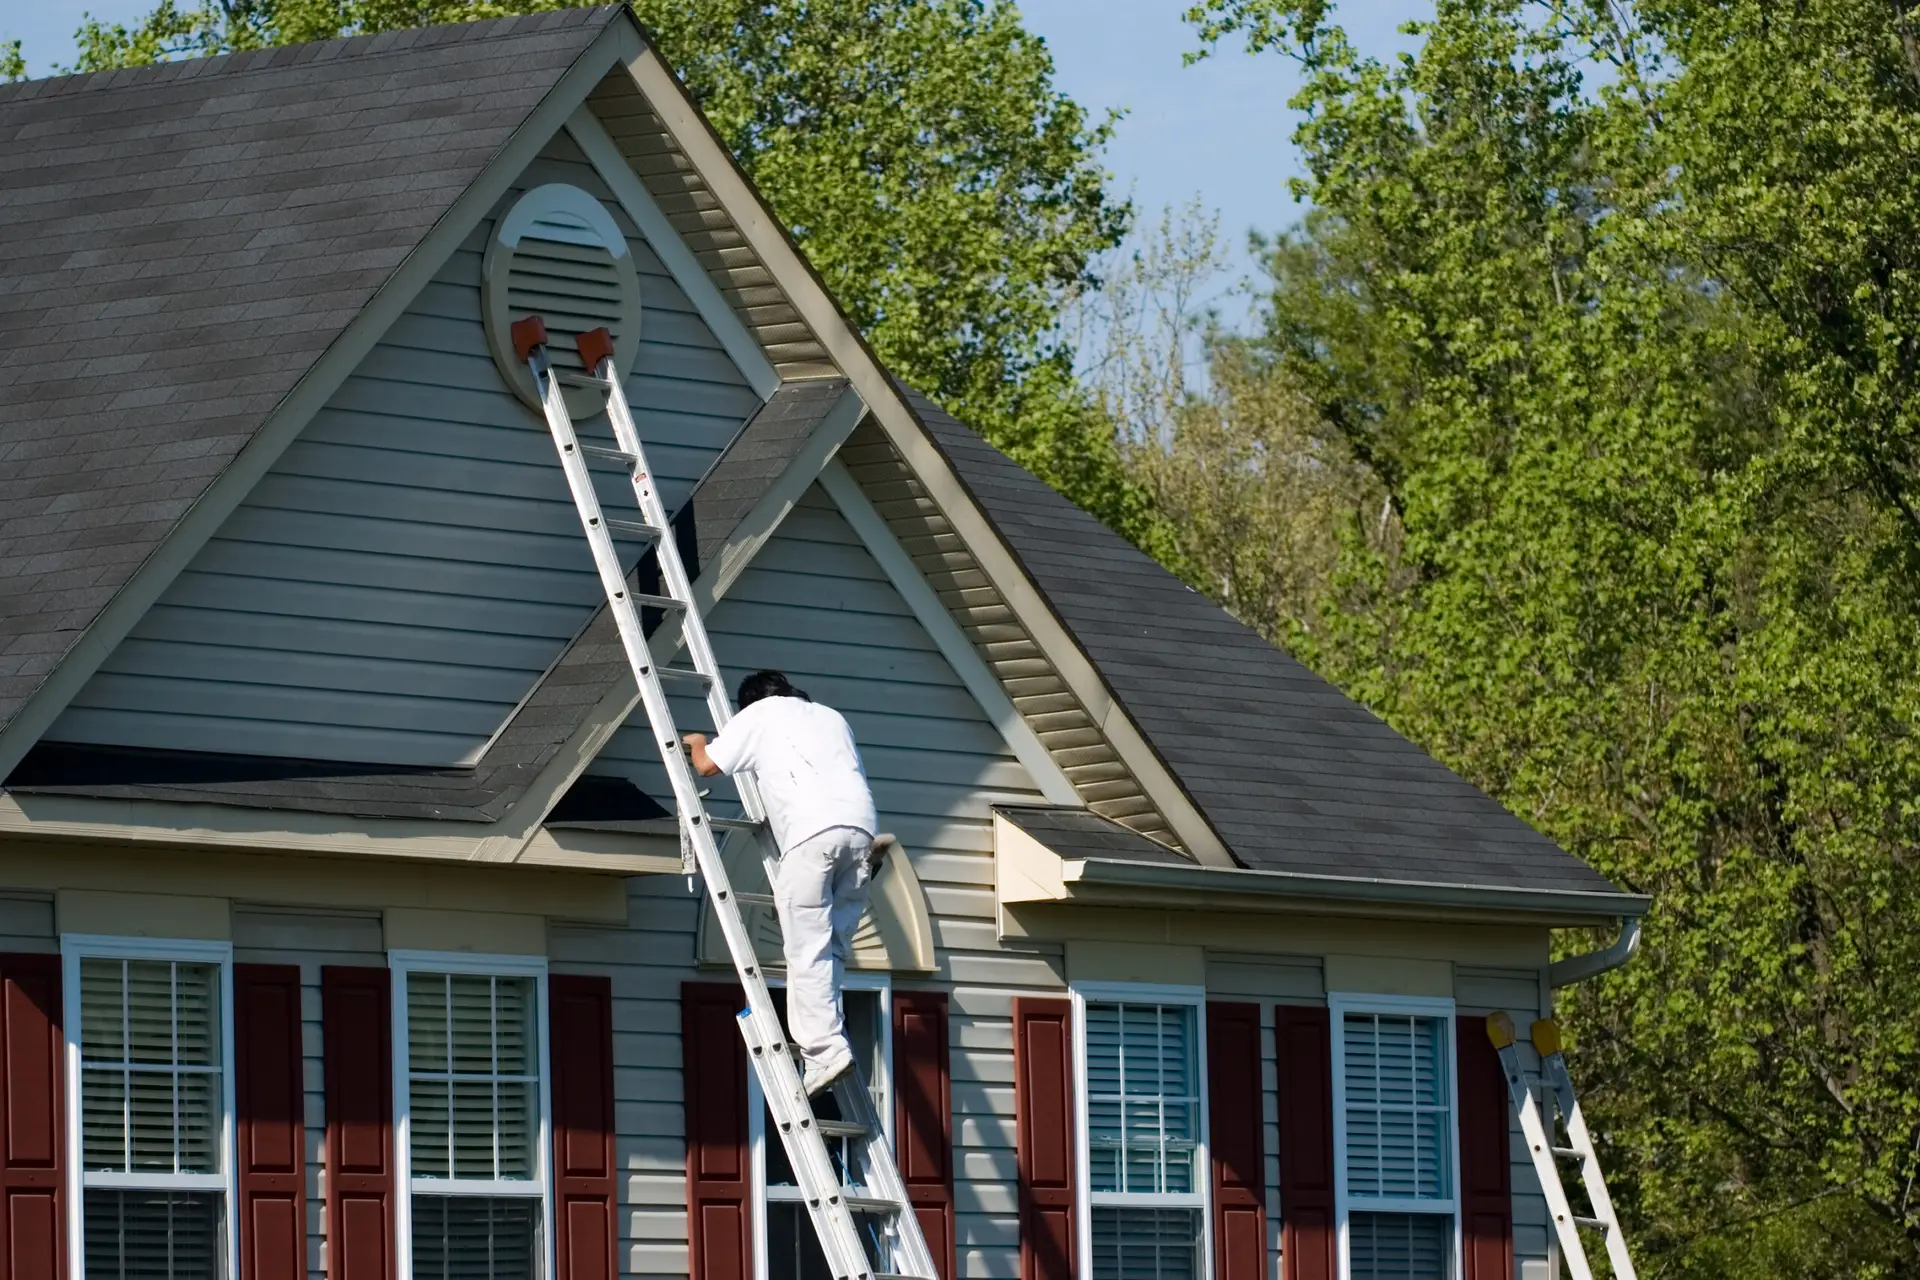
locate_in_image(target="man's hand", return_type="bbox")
[682,732,722,777]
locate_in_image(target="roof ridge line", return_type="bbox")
[0,6,620,103]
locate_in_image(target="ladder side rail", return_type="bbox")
[532,351,876,1279]
[1496,1044,1596,1280]
[741,1012,879,1280]
[1546,1055,1637,1280]
[600,362,758,802]
[833,1068,940,1280]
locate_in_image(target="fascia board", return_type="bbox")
[563,105,782,399]
[471,384,870,862]
[0,792,527,867]
[0,18,644,783]
[1057,856,1653,925]
[618,43,1237,867]
[0,790,684,881]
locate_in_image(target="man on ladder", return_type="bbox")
[683,669,877,1097]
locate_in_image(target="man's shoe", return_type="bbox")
[803,1055,855,1098]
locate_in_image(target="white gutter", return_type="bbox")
[1547,915,1643,988]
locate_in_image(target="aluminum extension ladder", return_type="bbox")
[513,317,938,1280]
[1487,1013,1636,1280]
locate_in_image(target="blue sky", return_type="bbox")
[7,0,1426,304]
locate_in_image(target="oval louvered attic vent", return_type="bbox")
[483,184,642,416]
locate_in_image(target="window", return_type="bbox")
[391,952,551,1280]
[1072,985,1210,1280]
[63,936,237,1280]
[1330,996,1461,1280]
[749,981,890,1280]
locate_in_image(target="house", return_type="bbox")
[0,9,1649,1280]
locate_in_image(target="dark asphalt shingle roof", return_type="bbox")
[902,389,1622,898]
[994,805,1195,866]
[4,379,851,819]
[0,7,622,738]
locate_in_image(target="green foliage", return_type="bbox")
[50,0,1158,548]
[1171,0,1920,1272]
[1,40,24,81]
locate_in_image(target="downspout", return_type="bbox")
[1547,916,1642,988]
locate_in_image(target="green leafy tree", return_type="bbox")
[41,0,1159,550]
[1164,0,1920,1274]
[1,40,24,81]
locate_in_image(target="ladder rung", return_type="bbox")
[710,816,762,831]
[604,517,662,539]
[734,892,776,908]
[632,592,687,611]
[814,1119,867,1139]
[1550,1145,1583,1160]
[579,443,639,464]
[841,1195,907,1215]
[876,1274,937,1280]
[557,371,614,389]
[657,668,714,686]
[1574,1215,1610,1231]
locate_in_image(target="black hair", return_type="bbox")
[736,669,809,710]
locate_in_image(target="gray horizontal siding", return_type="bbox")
[49,131,762,767]
[0,894,55,953]
[569,480,1058,1279]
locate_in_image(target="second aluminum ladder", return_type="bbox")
[513,316,938,1280]
[1488,1012,1637,1280]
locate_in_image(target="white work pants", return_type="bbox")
[772,825,873,1071]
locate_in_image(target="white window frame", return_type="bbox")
[389,949,554,1280]
[747,972,893,1280]
[1327,992,1464,1280]
[61,934,239,1280]
[1069,981,1213,1280]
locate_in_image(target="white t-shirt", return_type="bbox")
[704,696,877,852]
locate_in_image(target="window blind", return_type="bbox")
[1348,1210,1449,1280]
[1340,1013,1449,1202]
[406,974,537,1182]
[1089,1206,1201,1280]
[1084,1002,1200,1195]
[1083,1000,1205,1280]
[410,1195,537,1280]
[84,1189,221,1280]
[80,959,223,1178]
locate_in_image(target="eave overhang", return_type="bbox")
[995,811,1650,929]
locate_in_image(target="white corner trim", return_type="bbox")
[565,105,782,400]
[0,21,644,781]
[819,459,1080,807]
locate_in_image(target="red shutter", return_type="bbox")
[893,990,954,1280]
[1208,1002,1266,1280]
[1012,997,1074,1280]
[683,983,751,1280]
[321,967,394,1280]
[0,955,62,1280]
[1275,1006,1336,1280]
[552,976,618,1280]
[1456,1016,1514,1280]
[236,965,307,1280]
